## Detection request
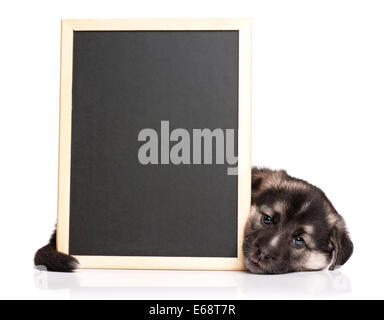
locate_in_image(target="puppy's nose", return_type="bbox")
[256,248,275,261]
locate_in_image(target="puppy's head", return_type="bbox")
[243,168,353,274]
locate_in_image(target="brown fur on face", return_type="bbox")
[243,168,353,274]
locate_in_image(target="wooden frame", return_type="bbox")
[57,19,252,270]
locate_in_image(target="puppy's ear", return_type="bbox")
[251,168,287,201]
[251,173,263,192]
[251,167,275,191]
[251,168,268,204]
[328,223,353,270]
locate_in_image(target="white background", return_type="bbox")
[0,0,383,300]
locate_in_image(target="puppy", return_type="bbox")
[243,168,353,274]
[34,167,353,273]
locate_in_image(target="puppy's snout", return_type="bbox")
[255,248,276,262]
[250,236,278,261]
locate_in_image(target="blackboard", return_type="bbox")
[57,19,251,270]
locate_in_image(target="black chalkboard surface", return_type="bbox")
[57,19,251,270]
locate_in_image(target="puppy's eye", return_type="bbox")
[293,237,305,248]
[262,214,273,225]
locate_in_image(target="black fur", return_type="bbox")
[34,229,79,272]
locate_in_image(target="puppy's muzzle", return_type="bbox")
[250,246,277,266]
